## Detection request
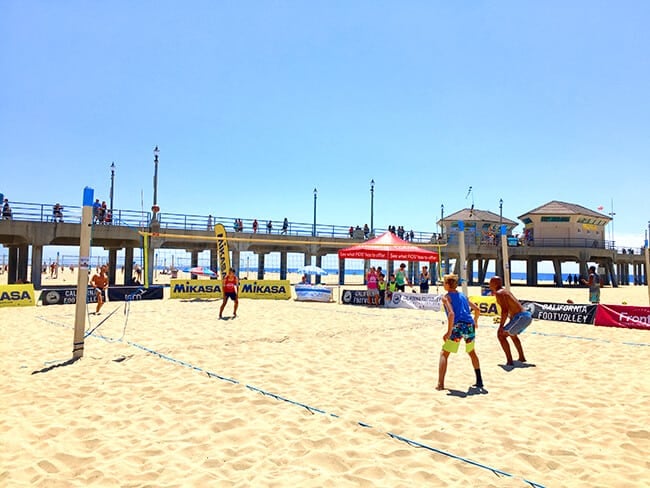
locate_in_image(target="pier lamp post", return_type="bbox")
[312,188,318,237]
[499,198,503,227]
[440,204,444,236]
[370,179,375,236]
[109,162,115,221]
[152,146,160,222]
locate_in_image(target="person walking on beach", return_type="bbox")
[437,273,483,391]
[581,266,601,303]
[489,276,529,366]
[90,265,109,314]
[219,268,239,319]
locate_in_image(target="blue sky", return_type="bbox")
[2,1,649,248]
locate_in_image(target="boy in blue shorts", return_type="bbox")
[436,274,483,391]
[489,276,530,366]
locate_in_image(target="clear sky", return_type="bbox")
[2,1,649,248]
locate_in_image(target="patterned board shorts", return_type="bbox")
[443,322,476,353]
[503,311,533,335]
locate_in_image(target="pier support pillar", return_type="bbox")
[280,251,287,280]
[257,253,266,280]
[552,259,562,287]
[7,247,18,284]
[210,249,218,275]
[124,247,134,284]
[190,250,199,279]
[315,255,323,285]
[30,245,43,289]
[108,249,117,285]
[17,244,29,284]
[526,258,537,286]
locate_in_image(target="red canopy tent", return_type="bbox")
[338,231,439,262]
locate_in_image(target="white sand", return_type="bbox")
[1,275,649,487]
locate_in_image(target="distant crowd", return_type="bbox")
[347,224,416,241]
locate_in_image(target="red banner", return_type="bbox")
[594,304,650,330]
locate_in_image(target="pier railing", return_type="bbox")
[1,201,435,242]
[2,201,641,253]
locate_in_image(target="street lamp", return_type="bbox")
[312,188,318,237]
[370,179,375,236]
[109,162,115,221]
[440,204,444,236]
[499,198,503,228]
[152,146,160,221]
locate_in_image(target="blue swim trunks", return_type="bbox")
[443,322,476,353]
[504,311,533,335]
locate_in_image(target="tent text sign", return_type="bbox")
[338,232,439,262]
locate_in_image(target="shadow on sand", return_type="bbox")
[446,385,489,398]
[31,357,80,375]
[499,361,537,372]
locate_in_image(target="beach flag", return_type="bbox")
[214,223,231,278]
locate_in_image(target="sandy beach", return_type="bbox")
[1,273,649,487]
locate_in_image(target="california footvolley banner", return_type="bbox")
[521,301,597,325]
[385,292,442,311]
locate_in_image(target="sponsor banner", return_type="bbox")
[0,284,36,307]
[341,289,369,305]
[40,288,98,306]
[107,286,164,302]
[170,279,291,300]
[594,304,650,330]
[469,296,501,316]
[386,292,442,311]
[239,280,291,300]
[41,286,164,305]
[521,301,597,324]
[171,280,222,299]
[214,223,231,277]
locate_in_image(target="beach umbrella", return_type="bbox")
[297,265,328,276]
[184,266,217,277]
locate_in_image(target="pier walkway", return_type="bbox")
[1,201,647,289]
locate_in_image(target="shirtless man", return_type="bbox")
[90,265,109,314]
[489,276,530,366]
